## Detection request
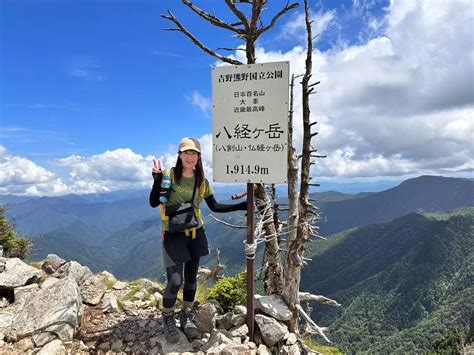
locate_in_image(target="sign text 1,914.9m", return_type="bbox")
[226,164,269,175]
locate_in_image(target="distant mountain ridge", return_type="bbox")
[2,175,472,280]
[318,175,474,236]
[301,208,473,353]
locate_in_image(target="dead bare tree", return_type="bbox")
[281,0,335,337]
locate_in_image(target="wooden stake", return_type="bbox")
[247,182,255,341]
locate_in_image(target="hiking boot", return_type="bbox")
[179,308,199,339]
[162,312,179,343]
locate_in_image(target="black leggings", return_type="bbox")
[163,258,200,309]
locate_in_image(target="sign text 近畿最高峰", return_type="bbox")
[212,61,289,184]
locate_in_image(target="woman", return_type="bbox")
[149,137,247,343]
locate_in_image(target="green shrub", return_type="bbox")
[30,261,43,270]
[302,337,344,354]
[206,272,247,312]
[0,205,32,259]
[195,281,211,304]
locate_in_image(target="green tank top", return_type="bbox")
[162,170,214,231]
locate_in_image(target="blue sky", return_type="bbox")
[1,0,473,195]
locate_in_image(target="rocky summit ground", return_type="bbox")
[0,254,317,354]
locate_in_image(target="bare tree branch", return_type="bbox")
[209,214,247,228]
[297,304,331,343]
[224,0,250,31]
[232,190,248,200]
[216,47,247,52]
[161,11,243,65]
[182,0,245,33]
[299,292,342,307]
[258,2,300,35]
[308,81,320,88]
[198,249,225,281]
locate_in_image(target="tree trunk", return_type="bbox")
[282,0,315,333]
[282,74,301,331]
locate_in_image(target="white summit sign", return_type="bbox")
[212,61,289,183]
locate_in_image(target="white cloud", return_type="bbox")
[186,90,212,116]
[0,133,215,196]
[280,10,337,43]
[0,146,70,196]
[54,148,153,194]
[229,0,474,178]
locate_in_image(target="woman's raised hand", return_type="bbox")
[152,158,162,175]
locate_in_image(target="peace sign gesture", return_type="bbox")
[152,158,162,176]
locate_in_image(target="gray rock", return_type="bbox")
[153,292,163,303]
[43,323,74,344]
[41,254,66,275]
[15,336,34,351]
[0,298,9,308]
[255,294,292,321]
[98,271,117,283]
[202,333,211,342]
[97,341,111,351]
[230,323,249,338]
[113,281,128,290]
[149,335,160,347]
[136,278,161,292]
[286,332,297,345]
[81,275,106,305]
[257,343,272,355]
[0,258,41,288]
[201,329,236,352]
[254,314,289,347]
[195,302,218,333]
[206,299,224,314]
[101,292,120,313]
[235,305,247,315]
[37,339,66,355]
[0,313,13,331]
[281,343,301,355]
[124,333,135,342]
[40,277,60,289]
[204,342,227,354]
[111,339,123,351]
[14,284,40,310]
[232,313,247,327]
[52,261,92,286]
[216,312,234,330]
[32,331,56,347]
[5,277,82,343]
[151,330,192,352]
[132,289,148,301]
